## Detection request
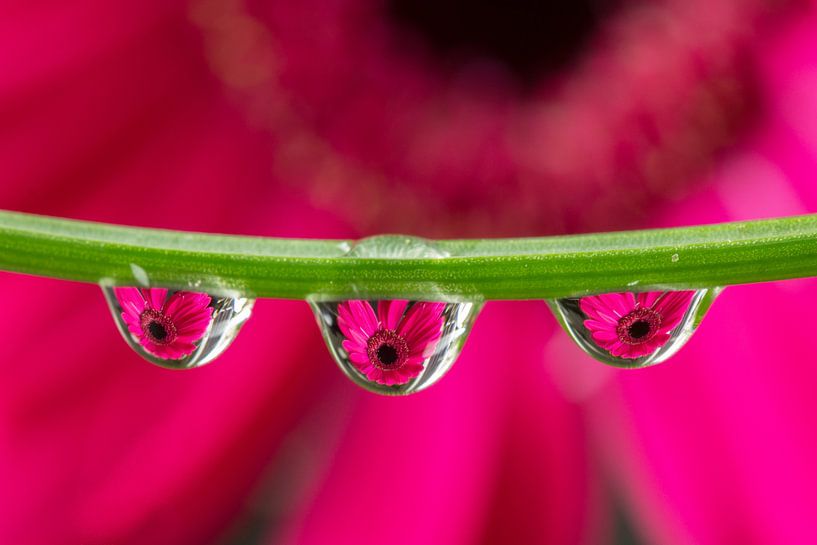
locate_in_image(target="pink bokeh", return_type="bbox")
[2,1,817,544]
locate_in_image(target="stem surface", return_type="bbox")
[1,209,815,300]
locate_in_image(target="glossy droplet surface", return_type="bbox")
[311,299,480,395]
[549,289,718,368]
[102,286,253,369]
[347,234,449,258]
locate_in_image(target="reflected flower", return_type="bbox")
[337,300,445,385]
[115,288,213,360]
[580,291,695,359]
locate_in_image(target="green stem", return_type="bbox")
[1,209,816,300]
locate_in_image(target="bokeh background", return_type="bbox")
[3,0,817,543]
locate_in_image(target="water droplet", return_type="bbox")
[347,235,448,259]
[310,299,480,395]
[130,263,150,286]
[548,288,719,368]
[102,286,254,369]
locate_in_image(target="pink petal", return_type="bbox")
[120,307,143,330]
[163,291,210,315]
[114,287,146,320]
[363,367,385,384]
[580,293,633,323]
[653,291,696,330]
[163,292,211,323]
[377,300,408,331]
[140,340,195,360]
[396,364,424,382]
[141,288,168,312]
[347,351,370,366]
[405,321,444,357]
[339,322,370,347]
[591,333,620,353]
[397,302,445,352]
[583,319,617,335]
[337,300,379,340]
[589,329,619,342]
[341,339,366,355]
[169,312,211,331]
[609,342,630,357]
[635,291,663,309]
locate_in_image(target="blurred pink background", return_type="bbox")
[2,0,817,543]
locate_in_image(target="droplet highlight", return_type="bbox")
[549,289,718,368]
[102,286,254,369]
[310,299,480,395]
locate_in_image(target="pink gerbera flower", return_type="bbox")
[114,288,213,360]
[579,291,695,360]
[337,300,445,385]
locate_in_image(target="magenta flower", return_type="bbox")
[114,288,213,360]
[337,300,445,385]
[579,291,695,359]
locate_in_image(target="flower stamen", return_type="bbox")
[616,307,662,346]
[366,329,410,371]
[140,309,178,346]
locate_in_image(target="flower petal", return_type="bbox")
[654,291,696,331]
[114,287,146,320]
[580,293,634,322]
[342,338,367,355]
[337,300,379,342]
[397,302,445,353]
[163,292,210,319]
[583,319,616,334]
[141,288,168,312]
[635,291,662,309]
[377,300,408,331]
[348,351,371,366]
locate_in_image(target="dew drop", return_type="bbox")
[310,299,481,395]
[548,288,719,368]
[346,234,449,259]
[102,286,254,369]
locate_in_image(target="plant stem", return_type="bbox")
[1,209,816,300]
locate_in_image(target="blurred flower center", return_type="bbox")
[387,0,624,85]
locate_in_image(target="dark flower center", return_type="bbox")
[387,0,624,87]
[628,320,651,339]
[140,309,177,346]
[148,321,169,341]
[367,329,410,371]
[616,307,662,345]
[377,344,400,365]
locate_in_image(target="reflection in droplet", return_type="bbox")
[102,286,254,369]
[310,299,480,395]
[549,288,719,368]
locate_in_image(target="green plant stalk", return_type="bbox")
[1,209,816,300]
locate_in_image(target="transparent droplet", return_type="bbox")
[346,234,449,259]
[310,299,481,395]
[548,288,719,368]
[102,286,254,369]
